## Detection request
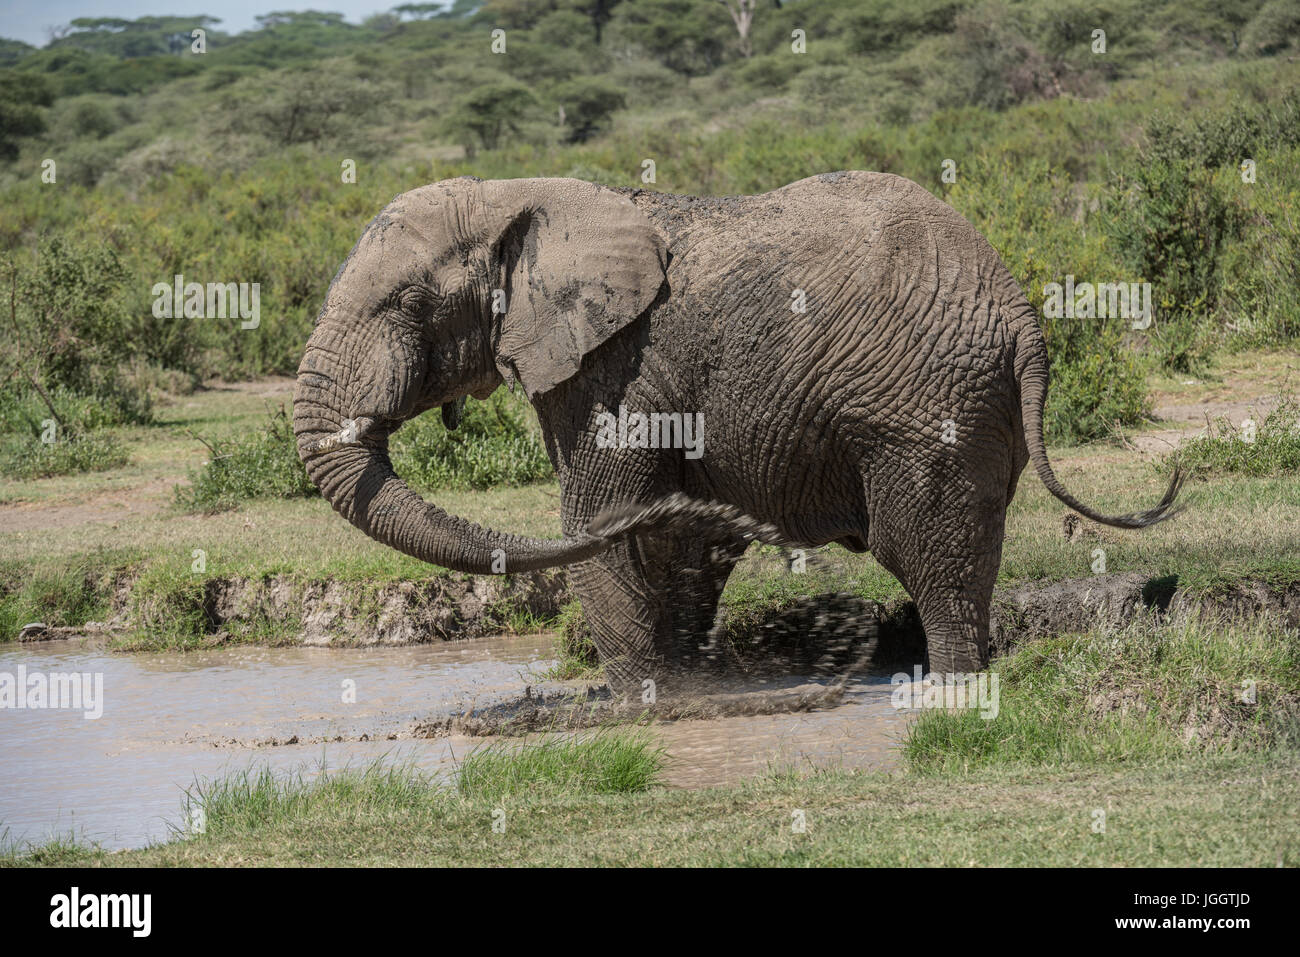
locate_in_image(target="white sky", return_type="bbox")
[0,1,408,47]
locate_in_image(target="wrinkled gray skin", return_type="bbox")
[294,172,1181,692]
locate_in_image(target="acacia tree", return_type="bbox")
[444,82,537,155]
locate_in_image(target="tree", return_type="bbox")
[608,0,731,76]
[55,16,223,57]
[255,11,348,29]
[573,0,625,43]
[717,0,757,57]
[444,81,537,155]
[554,77,624,141]
[0,71,53,161]
[0,38,35,67]
[232,70,390,145]
[393,3,449,18]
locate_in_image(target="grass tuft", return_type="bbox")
[175,407,315,513]
[458,727,665,800]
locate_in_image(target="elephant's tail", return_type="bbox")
[587,493,804,547]
[1015,320,1184,529]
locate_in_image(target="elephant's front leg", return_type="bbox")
[566,528,744,696]
[564,540,668,695]
[554,458,736,694]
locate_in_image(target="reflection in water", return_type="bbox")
[0,637,912,850]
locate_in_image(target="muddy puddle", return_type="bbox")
[0,636,913,850]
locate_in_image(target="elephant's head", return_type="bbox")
[293,176,668,573]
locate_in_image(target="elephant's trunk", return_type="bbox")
[293,386,613,576]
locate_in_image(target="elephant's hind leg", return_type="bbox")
[664,530,749,663]
[866,455,1008,675]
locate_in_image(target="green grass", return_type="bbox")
[1163,397,1300,477]
[0,431,130,479]
[175,760,441,841]
[538,600,603,681]
[0,552,117,638]
[6,752,1296,867]
[903,617,1300,772]
[458,727,666,800]
[173,407,315,513]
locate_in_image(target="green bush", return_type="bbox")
[1162,397,1300,477]
[177,389,553,511]
[0,430,129,479]
[390,388,554,492]
[1104,156,1238,373]
[2,236,153,425]
[1241,0,1300,55]
[175,408,315,513]
[946,155,1150,443]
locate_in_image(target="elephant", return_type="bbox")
[293,171,1181,693]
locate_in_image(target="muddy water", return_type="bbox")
[0,636,912,850]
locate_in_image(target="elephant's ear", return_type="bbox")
[480,178,667,398]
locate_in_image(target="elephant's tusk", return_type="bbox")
[301,417,376,456]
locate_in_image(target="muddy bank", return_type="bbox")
[18,568,570,646]
[719,573,1300,673]
[13,568,1299,663]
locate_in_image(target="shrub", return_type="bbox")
[175,407,315,512]
[2,236,153,426]
[0,430,129,479]
[390,388,554,492]
[1104,156,1239,373]
[1241,0,1300,55]
[1161,397,1300,477]
[946,155,1150,443]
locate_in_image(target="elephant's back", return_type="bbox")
[688,172,1023,474]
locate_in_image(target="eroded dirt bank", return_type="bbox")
[16,569,1300,660]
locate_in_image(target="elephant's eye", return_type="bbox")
[398,285,435,316]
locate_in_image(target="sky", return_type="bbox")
[0,1,404,47]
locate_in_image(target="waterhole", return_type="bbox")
[0,636,914,850]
